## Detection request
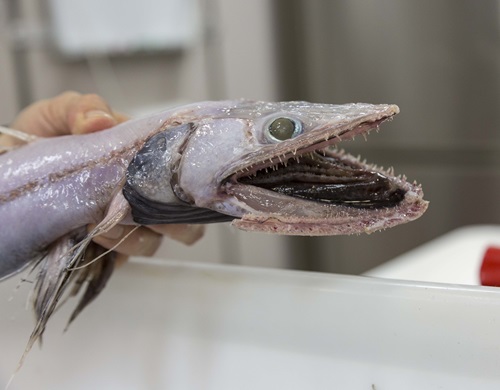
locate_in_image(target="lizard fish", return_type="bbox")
[0,100,428,356]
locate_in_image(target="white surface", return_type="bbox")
[366,225,500,284]
[2,258,500,389]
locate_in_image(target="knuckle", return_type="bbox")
[57,90,81,101]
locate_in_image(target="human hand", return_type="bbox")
[3,91,204,260]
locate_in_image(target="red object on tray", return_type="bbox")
[480,246,500,287]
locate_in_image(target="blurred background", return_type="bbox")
[1,0,499,274]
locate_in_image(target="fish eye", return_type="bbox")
[267,117,302,141]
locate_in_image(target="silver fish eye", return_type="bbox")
[266,117,303,142]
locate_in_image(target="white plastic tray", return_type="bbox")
[2,256,500,389]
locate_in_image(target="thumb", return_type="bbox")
[69,93,119,135]
[10,91,121,137]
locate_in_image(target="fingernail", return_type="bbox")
[177,225,205,245]
[74,110,117,134]
[138,235,163,256]
[85,110,115,121]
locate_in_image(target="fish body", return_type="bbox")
[1,108,177,279]
[0,100,428,354]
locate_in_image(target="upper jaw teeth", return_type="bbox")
[232,120,384,180]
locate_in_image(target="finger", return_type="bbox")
[68,94,129,134]
[10,91,128,137]
[10,91,82,136]
[113,112,130,124]
[114,253,129,267]
[31,91,117,135]
[149,224,205,245]
[68,93,122,134]
[90,224,163,257]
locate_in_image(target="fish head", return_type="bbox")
[176,100,428,235]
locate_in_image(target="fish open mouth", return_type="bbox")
[236,149,406,209]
